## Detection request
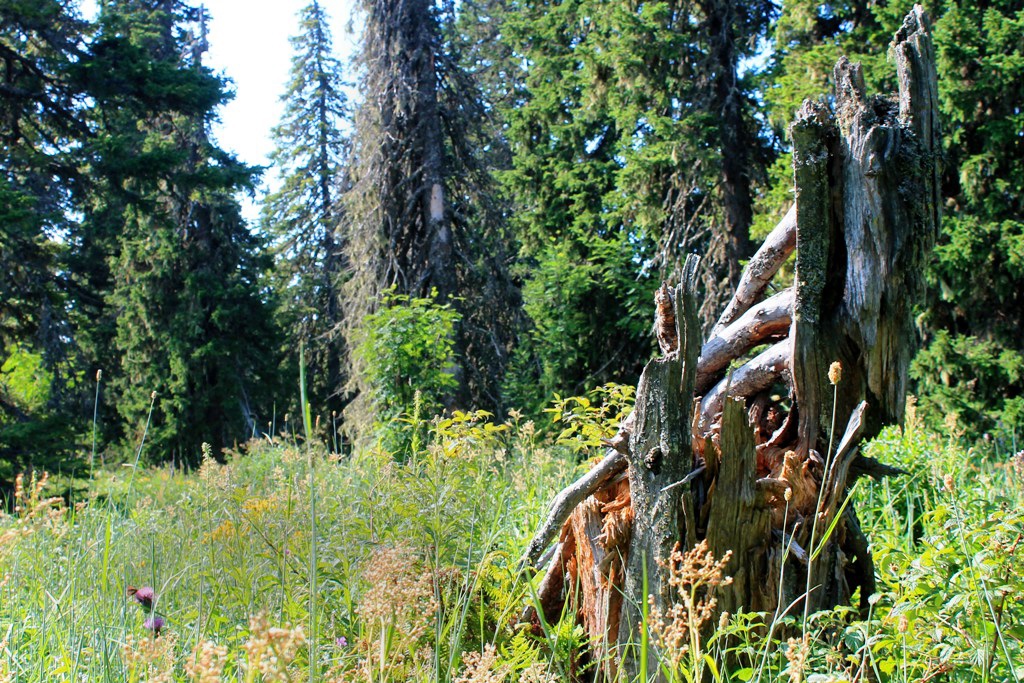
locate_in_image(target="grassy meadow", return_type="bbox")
[1,404,1023,682]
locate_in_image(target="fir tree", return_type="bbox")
[497,0,774,408]
[262,0,350,419]
[0,0,93,480]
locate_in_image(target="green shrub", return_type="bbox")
[354,288,461,458]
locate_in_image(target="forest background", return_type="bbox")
[1,0,1022,482]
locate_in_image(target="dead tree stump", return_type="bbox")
[520,7,939,680]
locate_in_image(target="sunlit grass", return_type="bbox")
[1,406,1022,682]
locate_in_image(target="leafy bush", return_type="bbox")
[354,288,461,457]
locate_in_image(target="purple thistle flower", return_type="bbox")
[335,636,348,648]
[127,586,154,610]
[144,616,166,635]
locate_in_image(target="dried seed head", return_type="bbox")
[943,473,955,494]
[828,361,842,385]
[150,391,157,400]
[898,614,909,633]
[96,369,102,382]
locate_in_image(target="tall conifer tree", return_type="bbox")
[101,0,277,462]
[0,0,90,478]
[344,0,518,414]
[497,0,774,407]
[262,0,349,418]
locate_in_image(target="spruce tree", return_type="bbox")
[497,0,774,408]
[0,0,93,480]
[101,0,277,463]
[262,0,349,419]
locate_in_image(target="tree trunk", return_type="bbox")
[521,6,939,680]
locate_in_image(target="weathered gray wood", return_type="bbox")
[791,9,941,451]
[706,398,772,615]
[790,98,835,458]
[617,254,701,673]
[712,205,797,337]
[699,339,791,433]
[697,289,793,395]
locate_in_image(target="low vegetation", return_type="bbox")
[2,400,1021,682]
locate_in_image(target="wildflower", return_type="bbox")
[455,644,508,683]
[128,586,155,610]
[355,544,440,679]
[648,540,733,671]
[122,632,176,683]
[519,662,558,683]
[144,616,166,636]
[358,544,438,644]
[1011,450,1024,481]
[784,636,809,683]
[828,361,842,385]
[335,636,348,648]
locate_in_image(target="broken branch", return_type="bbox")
[697,288,794,394]
[712,204,797,336]
[699,339,791,433]
[519,448,627,569]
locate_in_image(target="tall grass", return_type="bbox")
[1,400,1022,682]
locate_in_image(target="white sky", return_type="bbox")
[200,0,358,219]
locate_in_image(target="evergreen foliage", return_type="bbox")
[1,0,1022,476]
[262,0,350,419]
[99,0,277,464]
[496,0,775,410]
[1,0,94,479]
[2,0,280,474]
